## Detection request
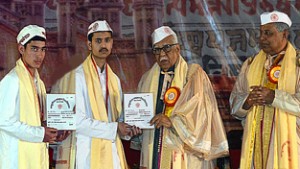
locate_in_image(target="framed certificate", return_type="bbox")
[46,94,76,130]
[124,93,154,129]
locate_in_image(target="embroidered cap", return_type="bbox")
[260,11,292,27]
[87,20,113,37]
[151,26,178,45]
[16,25,46,45]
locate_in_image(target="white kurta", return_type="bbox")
[0,69,45,169]
[75,64,123,169]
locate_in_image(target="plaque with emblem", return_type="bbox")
[124,93,154,129]
[46,94,76,130]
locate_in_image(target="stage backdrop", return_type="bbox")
[1,0,299,168]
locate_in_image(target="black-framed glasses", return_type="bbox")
[152,43,178,55]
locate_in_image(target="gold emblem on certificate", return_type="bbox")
[46,94,76,130]
[124,93,154,129]
[164,87,180,107]
[268,65,281,84]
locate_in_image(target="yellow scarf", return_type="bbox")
[138,56,188,169]
[15,59,48,169]
[51,70,76,169]
[242,42,298,169]
[82,54,128,169]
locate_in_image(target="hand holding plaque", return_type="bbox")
[124,93,154,129]
[46,94,76,130]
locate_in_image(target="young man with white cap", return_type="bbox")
[0,25,60,169]
[75,20,141,169]
[138,26,229,169]
[230,10,300,169]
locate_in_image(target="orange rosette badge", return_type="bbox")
[268,65,281,84]
[163,87,181,107]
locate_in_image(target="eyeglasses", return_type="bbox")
[30,46,48,53]
[152,43,178,55]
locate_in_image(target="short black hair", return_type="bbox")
[24,36,46,48]
[88,33,93,42]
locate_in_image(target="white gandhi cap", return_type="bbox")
[151,26,178,45]
[87,20,113,38]
[16,25,46,45]
[260,11,292,27]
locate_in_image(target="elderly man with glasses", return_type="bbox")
[137,26,229,169]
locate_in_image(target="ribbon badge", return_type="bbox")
[268,65,281,84]
[164,86,181,107]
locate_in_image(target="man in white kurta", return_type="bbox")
[75,20,141,169]
[138,26,229,169]
[0,25,59,169]
[76,63,125,169]
[230,11,300,169]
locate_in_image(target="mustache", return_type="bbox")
[100,48,108,52]
[160,57,168,62]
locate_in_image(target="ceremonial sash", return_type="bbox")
[82,54,128,169]
[253,53,285,169]
[159,86,181,169]
[15,59,48,169]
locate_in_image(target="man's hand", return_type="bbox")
[150,114,172,129]
[118,122,132,136]
[243,91,256,110]
[128,125,142,137]
[56,130,72,142]
[43,127,58,143]
[243,85,275,109]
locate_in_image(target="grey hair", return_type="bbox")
[274,22,289,32]
[173,34,178,43]
[169,34,178,44]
